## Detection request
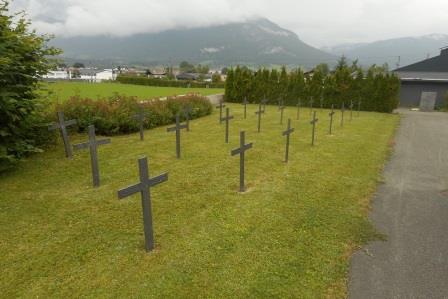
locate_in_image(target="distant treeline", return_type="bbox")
[116,76,225,89]
[224,61,400,113]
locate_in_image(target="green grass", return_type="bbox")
[0,104,399,297]
[42,81,224,102]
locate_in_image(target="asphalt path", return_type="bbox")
[349,110,448,298]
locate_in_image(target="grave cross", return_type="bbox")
[117,157,168,252]
[255,103,265,133]
[310,111,319,146]
[278,102,285,124]
[357,100,362,117]
[296,99,301,120]
[329,104,335,135]
[350,100,354,121]
[242,97,249,119]
[221,108,234,143]
[183,105,193,132]
[133,107,147,141]
[282,119,295,163]
[167,114,188,159]
[48,111,77,158]
[309,96,314,115]
[231,131,253,192]
[73,125,111,187]
[261,97,268,113]
[341,102,345,127]
[216,101,226,124]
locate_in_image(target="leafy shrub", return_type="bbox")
[0,1,60,172]
[56,94,212,136]
[116,75,225,89]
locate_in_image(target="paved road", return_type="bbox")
[349,110,448,298]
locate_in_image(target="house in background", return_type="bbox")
[394,46,448,110]
[44,70,70,80]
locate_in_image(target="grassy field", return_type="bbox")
[42,81,223,102]
[0,104,399,297]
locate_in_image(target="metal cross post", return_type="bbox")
[255,103,265,133]
[309,96,314,115]
[48,111,77,158]
[231,131,253,192]
[282,119,295,163]
[341,102,345,127]
[221,108,234,143]
[216,102,226,124]
[329,104,335,135]
[183,105,192,132]
[242,97,248,119]
[73,125,111,187]
[310,111,319,146]
[117,157,168,252]
[133,107,147,141]
[296,99,301,120]
[357,100,361,117]
[350,100,354,121]
[167,114,188,159]
[262,97,268,113]
[278,102,285,124]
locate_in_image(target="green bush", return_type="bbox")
[0,1,60,172]
[56,94,212,136]
[116,75,225,89]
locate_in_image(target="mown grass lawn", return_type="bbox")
[42,81,223,102]
[0,104,399,297]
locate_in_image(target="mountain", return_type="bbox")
[324,34,448,69]
[51,18,336,68]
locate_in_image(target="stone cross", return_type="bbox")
[282,118,294,163]
[255,103,265,133]
[341,102,345,127]
[48,111,77,158]
[231,131,253,192]
[278,102,285,124]
[216,101,226,124]
[183,105,192,132]
[329,104,335,135]
[242,97,248,119]
[221,108,234,143]
[167,114,188,159]
[310,111,318,146]
[117,156,168,252]
[357,100,362,117]
[73,125,111,187]
[133,107,147,141]
[296,99,301,120]
[350,100,354,121]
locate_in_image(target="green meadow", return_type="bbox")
[0,101,399,297]
[43,81,223,102]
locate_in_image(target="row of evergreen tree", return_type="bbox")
[224,60,400,113]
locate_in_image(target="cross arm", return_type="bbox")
[167,126,176,132]
[48,123,60,131]
[282,128,295,136]
[65,119,77,126]
[148,172,168,187]
[73,142,90,150]
[118,182,142,199]
[97,139,111,146]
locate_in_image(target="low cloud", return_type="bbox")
[11,0,448,47]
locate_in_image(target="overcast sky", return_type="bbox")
[10,0,448,47]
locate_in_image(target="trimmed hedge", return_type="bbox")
[56,94,213,136]
[116,75,225,89]
[225,65,400,113]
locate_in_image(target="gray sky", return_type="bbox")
[11,0,448,47]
